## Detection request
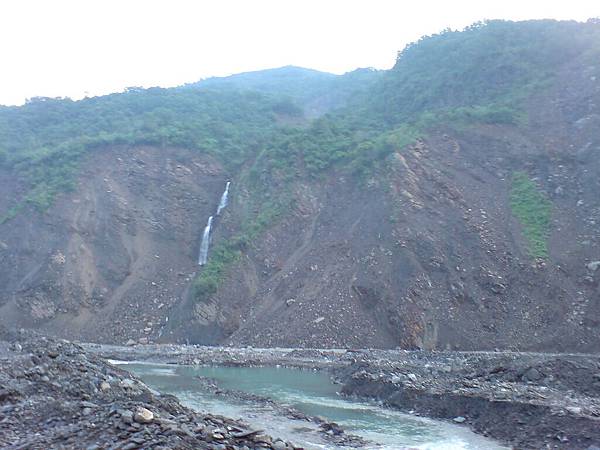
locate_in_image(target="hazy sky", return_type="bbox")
[0,0,598,105]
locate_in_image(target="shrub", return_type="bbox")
[510,172,552,258]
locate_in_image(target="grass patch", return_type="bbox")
[510,172,552,258]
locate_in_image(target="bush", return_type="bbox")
[510,172,552,258]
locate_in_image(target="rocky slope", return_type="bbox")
[0,146,227,343]
[172,65,600,351]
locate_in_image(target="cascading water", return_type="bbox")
[216,181,231,216]
[198,182,231,266]
[198,216,213,266]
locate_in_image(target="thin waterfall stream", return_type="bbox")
[197,181,230,266]
[197,216,213,266]
[216,181,231,216]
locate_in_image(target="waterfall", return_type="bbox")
[198,181,231,266]
[198,215,213,266]
[216,181,231,216]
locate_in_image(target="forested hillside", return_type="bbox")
[1,19,599,350]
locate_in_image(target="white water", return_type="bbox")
[216,181,231,216]
[120,363,508,450]
[198,216,213,265]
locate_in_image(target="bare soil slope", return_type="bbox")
[0,146,227,343]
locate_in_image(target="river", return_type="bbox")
[116,362,508,450]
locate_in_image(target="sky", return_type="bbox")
[0,0,598,105]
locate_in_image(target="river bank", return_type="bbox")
[86,343,600,449]
[0,331,297,449]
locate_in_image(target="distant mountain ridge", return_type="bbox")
[187,65,382,117]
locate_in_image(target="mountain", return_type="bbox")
[0,19,599,351]
[188,65,382,117]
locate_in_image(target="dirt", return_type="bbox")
[85,342,600,450]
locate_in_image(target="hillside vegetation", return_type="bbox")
[2,20,598,214]
[0,89,288,217]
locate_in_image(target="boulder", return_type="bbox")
[133,407,154,424]
[587,261,600,273]
[523,367,542,382]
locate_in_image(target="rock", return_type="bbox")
[285,299,296,307]
[587,261,600,272]
[122,444,140,450]
[314,317,325,324]
[125,339,136,346]
[232,429,264,439]
[80,401,97,408]
[255,434,272,444]
[10,342,22,352]
[138,337,149,345]
[523,368,542,382]
[133,407,154,424]
[120,378,136,389]
[99,381,111,391]
[453,416,466,423]
[272,440,288,450]
[567,406,582,415]
[118,409,134,423]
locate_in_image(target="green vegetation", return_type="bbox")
[0,88,292,212]
[375,20,600,125]
[510,172,552,258]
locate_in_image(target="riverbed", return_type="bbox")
[117,361,507,449]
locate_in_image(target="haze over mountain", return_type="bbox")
[1,19,600,353]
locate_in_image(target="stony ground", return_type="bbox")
[88,343,600,450]
[0,331,297,450]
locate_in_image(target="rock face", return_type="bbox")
[0,330,298,449]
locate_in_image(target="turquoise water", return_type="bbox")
[117,362,507,450]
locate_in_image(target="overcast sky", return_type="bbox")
[0,0,598,105]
